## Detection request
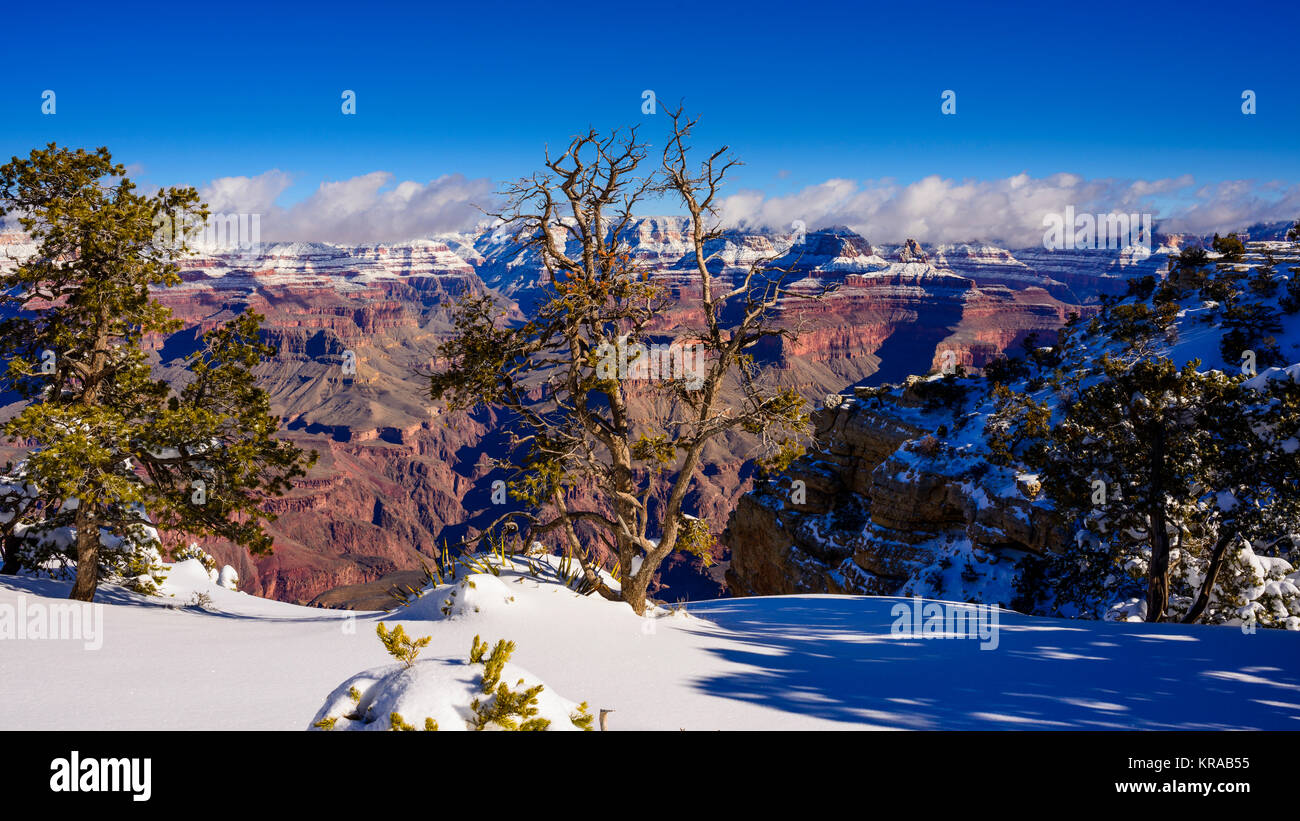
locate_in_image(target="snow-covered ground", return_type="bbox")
[2,557,1298,730]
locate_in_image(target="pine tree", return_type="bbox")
[1169,245,1210,293]
[1202,249,1285,370]
[1220,301,1282,369]
[1211,232,1246,262]
[985,382,1050,468]
[1040,356,1219,621]
[1014,242,1300,623]
[468,635,550,731]
[1178,366,1300,624]
[1281,271,1300,314]
[0,145,315,600]
[1249,259,1279,298]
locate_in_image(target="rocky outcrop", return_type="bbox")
[724,381,1058,600]
[306,569,429,611]
[897,238,929,263]
[726,235,1300,612]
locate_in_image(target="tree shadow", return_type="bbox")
[684,596,1300,729]
[0,574,364,624]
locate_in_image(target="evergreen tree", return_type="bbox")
[0,145,315,600]
[1248,256,1279,298]
[1175,367,1300,625]
[1282,222,1300,312]
[1220,301,1283,369]
[1211,232,1246,262]
[1169,245,1210,293]
[1040,356,1217,621]
[1281,272,1300,315]
[985,382,1050,468]
[1005,238,1300,623]
[1200,248,1286,370]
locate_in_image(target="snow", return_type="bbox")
[899,535,1027,606]
[217,565,239,590]
[3,555,1299,730]
[310,653,587,731]
[163,558,213,589]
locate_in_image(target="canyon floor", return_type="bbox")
[3,557,1298,731]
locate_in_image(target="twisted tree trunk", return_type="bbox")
[1145,422,1170,622]
[1182,530,1239,624]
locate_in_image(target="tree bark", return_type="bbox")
[68,321,110,602]
[0,534,21,575]
[1182,529,1239,624]
[1145,422,1170,622]
[622,571,651,616]
[69,502,99,602]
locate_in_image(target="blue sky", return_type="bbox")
[3,0,1298,242]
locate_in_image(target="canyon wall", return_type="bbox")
[0,222,1172,604]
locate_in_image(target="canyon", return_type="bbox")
[0,220,1178,604]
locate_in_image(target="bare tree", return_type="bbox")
[430,109,829,614]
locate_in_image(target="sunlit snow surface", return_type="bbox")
[3,556,1298,730]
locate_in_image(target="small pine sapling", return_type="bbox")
[467,635,550,731]
[570,702,595,731]
[376,622,431,668]
[389,712,416,731]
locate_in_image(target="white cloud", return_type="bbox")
[717,172,1296,246]
[1159,179,1300,237]
[201,171,293,216]
[195,168,1300,246]
[199,170,494,243]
